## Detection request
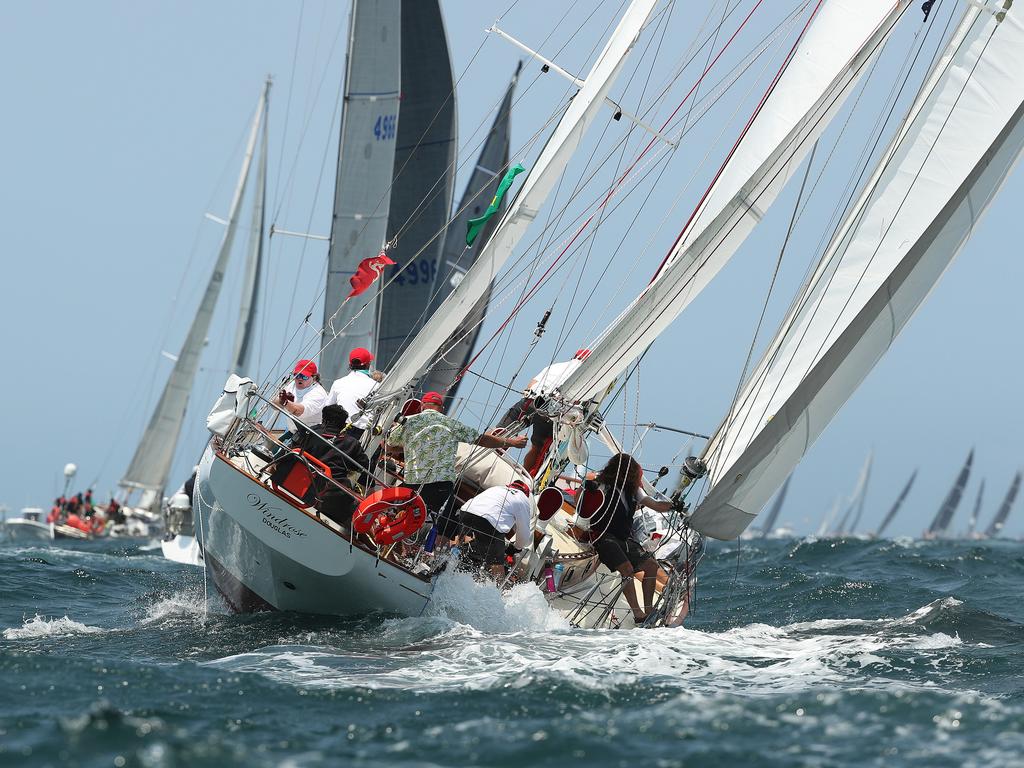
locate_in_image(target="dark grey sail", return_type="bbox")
[925,449,974,538]
[757,474,791,537]
[966,479,984,538]
[374,0,457,370]
[874,469,916,538]
[984,471,1021,538]
[321,0,402,383]
[419,65,519,405]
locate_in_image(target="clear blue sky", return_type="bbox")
[1,1,1021,538]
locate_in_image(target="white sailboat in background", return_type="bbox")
[832,452,873,536]
[188,0,1024,626]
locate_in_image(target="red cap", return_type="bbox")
[421,391,444,406]
[293,359,317,376]
[507,480,531,495]
[349,347,374,366]
[574,348,591,361]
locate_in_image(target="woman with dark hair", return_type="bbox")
[586,453,674,624]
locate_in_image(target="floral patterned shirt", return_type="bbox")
[386,409,480,484]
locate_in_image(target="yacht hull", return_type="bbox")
[4,518,54,541]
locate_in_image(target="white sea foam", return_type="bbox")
[3,614,104,639]
[139,589,210,625]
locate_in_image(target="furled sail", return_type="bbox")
[834,452,873,535]
[756,473,791,537]
[873,469,916,538]
[371,0,660,403]
[375,0,457,370]
[419,65,518,403]
[558,0,911,404]
[984,471,1021,538]
[121,86,268,505]
[231,79,271,375]
[691,6,1024,540]
[321,0,402,382]
[926,450,974,538]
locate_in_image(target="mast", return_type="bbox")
[691,6,1024,540]
[926,450,974,538]
[874,469,916,538]
[121,85,267,510]
[558,0,912,404]
[321,0,402,382]
[375,0,458,370]
[967,478,984,538]
[369,0,660,405]
[984,471,1021,538]
[232,78,271,375]
[757,473,791,537]
[419,64,519,403]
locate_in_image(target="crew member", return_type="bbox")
[386,391,527,543]
[325,347,379,437]
[459,480,533,580]
[585,453,673,626]
[278,359,328,435]
[497,349,590,475]
[296,404,371,527]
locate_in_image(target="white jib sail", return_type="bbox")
[559,0,910,404]
[691,5,1024,540]
[121,86,267,497]
[371,0,659,403]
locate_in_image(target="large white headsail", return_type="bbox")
[691,5,1024,540]
[371,0,659,403]
[121,85,268,503]
[559,0,910,404]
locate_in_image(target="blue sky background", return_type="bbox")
[1,0,1021,539]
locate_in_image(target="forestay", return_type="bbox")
[121,86,267,500]
[559,0,910,404]
[321,0,402,382]
[692,6,1024,540]
[371,0,659,404]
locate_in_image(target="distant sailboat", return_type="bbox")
[983,471,1021,538]
[419,64,519,404]
[118,81,270,533]
[833,452,872,536]
[873,469,916,538]
[756,474,791,538]
[924,449,974,539]
[966,479,984,539]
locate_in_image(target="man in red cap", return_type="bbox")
[278,359,328,434]
[325,347,379,438]
[387,390,527,544]
[496,349,591,475]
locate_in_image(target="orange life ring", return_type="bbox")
[353,487,427,545]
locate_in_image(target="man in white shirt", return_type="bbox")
[496,349,590,475]
[459,480,533,579]
[278,359,328,434]
[325,347,379,437]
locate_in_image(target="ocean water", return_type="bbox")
[1,536,1022,768]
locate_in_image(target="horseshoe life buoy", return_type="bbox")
[353,487,427,546]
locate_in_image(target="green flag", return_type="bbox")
[466,163,525,246]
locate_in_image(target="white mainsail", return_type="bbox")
[121,86,268,507]
[559,0,911,404]
[691,6,1024,540]
[371,0,659,403]
[231,79,271,374]
[321,0,402,382]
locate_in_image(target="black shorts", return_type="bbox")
[498,398,553,447]
[402,481,457,537]
[460,512,509,567]
[594,536,653,572]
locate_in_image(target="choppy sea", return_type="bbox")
[1,535,1022,767]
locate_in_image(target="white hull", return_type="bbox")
[4,518,54,541]
[161,535,204,567]
[194,447,434,616]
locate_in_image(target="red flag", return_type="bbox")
[348,251,396,298]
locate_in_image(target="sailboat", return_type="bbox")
[111,81,270,540]
[965,479,984,539]
[749,473,791,539]
[983,471,1021,538]
[193,1,1024,626]
[924,449,974,539]
[832,452,872,536]
[872,468,916,538]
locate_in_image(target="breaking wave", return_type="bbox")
[3,614,105,639]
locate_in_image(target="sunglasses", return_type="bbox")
[295,373,311,381]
